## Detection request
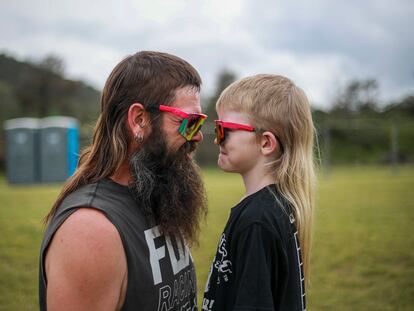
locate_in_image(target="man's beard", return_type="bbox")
[128,125,207,246]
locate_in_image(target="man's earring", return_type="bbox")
[135,132,144,143]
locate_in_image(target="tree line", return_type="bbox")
[0,53,100,126]
[0,53,413,170]
[199,71,414,166]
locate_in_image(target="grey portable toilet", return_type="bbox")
[39,116,79,183]
[4,118,40,184]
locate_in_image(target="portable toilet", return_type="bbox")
[4,118,40,184]
[39,116,79,183]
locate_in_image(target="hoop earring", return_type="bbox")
[135,132,144,143]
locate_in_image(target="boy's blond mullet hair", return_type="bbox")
[216,74,316,283]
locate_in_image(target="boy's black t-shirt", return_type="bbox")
[202,185,306,311]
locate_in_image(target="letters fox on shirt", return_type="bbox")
[39,178,198,311]
[144,225,197,311]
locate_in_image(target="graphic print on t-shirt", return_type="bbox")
[290,213,306,310]
[144,225,197,311]
[204,233,233,295]
[214,234,233,283]
[144,225,191,285]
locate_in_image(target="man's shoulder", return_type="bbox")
[61,207,117,233]
[60,181,100,207]
[61,178,132,209]
[44,208,127,309]
[46,208,125,277]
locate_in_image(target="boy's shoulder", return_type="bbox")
[235,185,291,234]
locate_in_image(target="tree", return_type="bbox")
[0,81,19,124]
[384,95,414,117]
[38,54,65,76]
[0,53,100,122]
[195,69,237,165]
[331,78,379,115]
[205,69,237,120]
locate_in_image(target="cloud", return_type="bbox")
[1,0,413,109]
[239,0,414,104]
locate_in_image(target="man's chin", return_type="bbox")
[186,148,198,159]
[183,141,197,154]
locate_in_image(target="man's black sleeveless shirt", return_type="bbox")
[39,178,197,311]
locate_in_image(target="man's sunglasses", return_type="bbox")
[159,105,207,141]
[214,120,255,144]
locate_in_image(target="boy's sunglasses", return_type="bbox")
[214,120,255,144]
[159,105,207,141]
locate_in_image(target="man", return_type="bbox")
[39,51,208,311]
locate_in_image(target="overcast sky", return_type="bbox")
[1,0,413,109]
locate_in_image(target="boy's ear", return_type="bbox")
[260,131,281,157]
[127,103,150,138]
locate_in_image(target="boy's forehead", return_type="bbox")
[217,109,251,123]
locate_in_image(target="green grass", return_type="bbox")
[0,166,413,310]
[0,180,60,310]
[308,166,414,310]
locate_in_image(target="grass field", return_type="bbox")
[0,166,413,310]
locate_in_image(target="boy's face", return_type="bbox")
[215,109,261,174]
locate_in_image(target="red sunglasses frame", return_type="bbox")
[159,105,207,119]
[159,105,207,141]
[214,120,255,144]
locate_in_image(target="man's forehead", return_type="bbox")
[171,86,201,113]
[174,86,200,98]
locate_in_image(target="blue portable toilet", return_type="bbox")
[39,116,79,183]
[4,118,40,184]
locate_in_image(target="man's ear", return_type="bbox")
[260,131,281,157]
[127,103,150,139]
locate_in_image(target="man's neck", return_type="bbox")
[110,161,131,186]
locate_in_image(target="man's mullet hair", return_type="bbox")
[44,51,202,225]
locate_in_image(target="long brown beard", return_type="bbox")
[128,125,207,246]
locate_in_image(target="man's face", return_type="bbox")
[128,91,207,244]
[160,86,203,153]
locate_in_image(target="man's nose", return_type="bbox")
[191,130,203,143]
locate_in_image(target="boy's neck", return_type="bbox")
[241,168,275,199]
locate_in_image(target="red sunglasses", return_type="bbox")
[214,120,255,144]
[159,105,207,141]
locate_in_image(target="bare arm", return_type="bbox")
[45,208,127,311]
